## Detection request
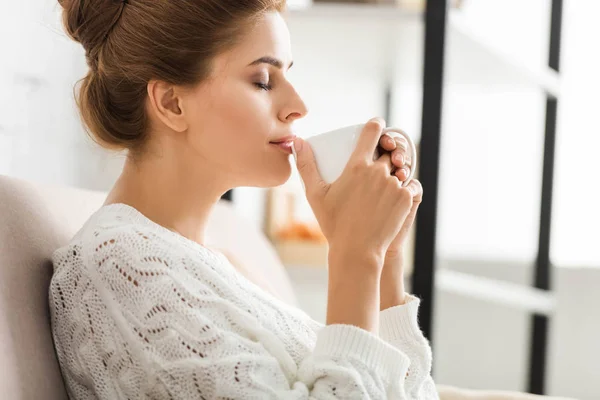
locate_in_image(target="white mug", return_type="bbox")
[295,124,417,186]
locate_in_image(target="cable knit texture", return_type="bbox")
[49,204,438,399]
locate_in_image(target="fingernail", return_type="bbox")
[399,168,410,181]
[394,153,404,164]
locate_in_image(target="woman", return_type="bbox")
[49,0,436,398]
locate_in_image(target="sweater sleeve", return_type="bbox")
[379,295,439,399]
[80,227,423,399]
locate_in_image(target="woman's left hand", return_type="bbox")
[377,134,423,259]
[378,134,423,309]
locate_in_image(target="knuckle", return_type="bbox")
[350,159,368,172]
[386,174,399,184]
[376,161,390,174]
[397,187,412,201]
[297,162,311,174]
[386,175,402,190]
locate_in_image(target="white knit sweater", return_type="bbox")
[50,204,438,399]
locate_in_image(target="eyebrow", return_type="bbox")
[248,56,293,70]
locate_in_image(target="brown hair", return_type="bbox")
[59,0,286,153]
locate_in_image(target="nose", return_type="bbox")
[278,84,308,123]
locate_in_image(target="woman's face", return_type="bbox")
[178,11,307,189]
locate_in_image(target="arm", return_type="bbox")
[82,229,417,399]
[379,253,439,399]
[326,245,382,332]
[380,252,408,311]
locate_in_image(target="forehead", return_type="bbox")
[215,12,292,71]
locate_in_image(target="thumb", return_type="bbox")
[293,137,327,200]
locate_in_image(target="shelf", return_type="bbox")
[285,263,556,316]
[286,3,420,21]
[286,3,561,98]
[436,269,556,316]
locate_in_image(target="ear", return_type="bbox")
[147,80,188,133]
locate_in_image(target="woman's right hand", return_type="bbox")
[293,117,416,270]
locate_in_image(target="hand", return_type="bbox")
[377,133,423,310]
[377,134,423,259]
[378,133,413,184]
[293,117,415,270]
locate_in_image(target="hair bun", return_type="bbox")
[58,0,126,65]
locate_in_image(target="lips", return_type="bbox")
[269,139,295,155]
[269,135,297,144]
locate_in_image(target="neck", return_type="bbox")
[105,152,231,246]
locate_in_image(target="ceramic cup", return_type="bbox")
[295,123,417,186]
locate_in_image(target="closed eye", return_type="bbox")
[254,82,273,91]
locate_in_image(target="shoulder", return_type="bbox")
[53,218,165,264]
[52,206,228,285]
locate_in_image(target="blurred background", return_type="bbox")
[0,0,598,399]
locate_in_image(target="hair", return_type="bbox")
[59,0,286,154]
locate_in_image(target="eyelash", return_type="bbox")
[254,82,273,91]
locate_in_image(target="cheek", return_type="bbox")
[185,83,285,178]
[205,84,272,142]
[224,87,272,137]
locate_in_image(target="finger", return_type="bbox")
[394,167,410,181]
[398,180,423,235]
[406,179,423,202]
[398,198,419,238]
[379,133,397,152]
[389,135,412,167]
[392,135,409,153]
[375,152,394,174]
[293,138,328,201]
[391,149,405,168]
[352,117,385,163]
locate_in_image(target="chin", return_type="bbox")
[256,162,292,188]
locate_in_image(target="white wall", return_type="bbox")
[0,0,126,192]
[551,0,600,268]
[548,267,600,399]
